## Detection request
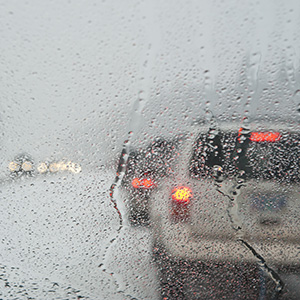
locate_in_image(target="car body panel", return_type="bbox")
[149,120,300,266]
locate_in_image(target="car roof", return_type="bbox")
[190,117,300,133]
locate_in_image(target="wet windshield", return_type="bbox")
[1,0,300,299]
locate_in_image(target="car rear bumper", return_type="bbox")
[153,240,271,300]
[152,218,300,267]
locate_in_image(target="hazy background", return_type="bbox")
[1,0,299,173]
[0,0,300,299]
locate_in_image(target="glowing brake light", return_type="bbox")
[171,186,193,222]
[238,128,281,143]
[171,186,193,203]
[132,177,155,189]
[250,132,281,142]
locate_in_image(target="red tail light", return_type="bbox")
[238,128,281,143]
[132,177,155,189]
[171,186,192,222]
[250,132,281,142]
[171,186,193,203]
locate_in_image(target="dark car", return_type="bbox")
[121,136,183,226]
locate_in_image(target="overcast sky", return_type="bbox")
[1,0,299,173]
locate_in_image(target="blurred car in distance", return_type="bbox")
[8,154,82,177]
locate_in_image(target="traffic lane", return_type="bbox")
[1,166,299,300]
[0,168,158,299]
[154,242,300,300]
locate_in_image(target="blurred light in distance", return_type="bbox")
[22,161,33,172]
[59,161,68,171]
[9,161,20,172]
[37,162,48,173]
[10,159,81,175]
[69,162,82,174]
[49,163,59,173]
[49,161,81,173]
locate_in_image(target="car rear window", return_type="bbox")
[124,138,179,184]
[189,130,300,183]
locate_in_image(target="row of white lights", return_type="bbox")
[9,161,81,174]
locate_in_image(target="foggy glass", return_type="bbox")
[1,0,300,299]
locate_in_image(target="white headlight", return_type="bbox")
[37,162,48,173]
[49,163,59,173]
[22,161,33,172]
[9,161,20,172]
[69,163,82,174]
